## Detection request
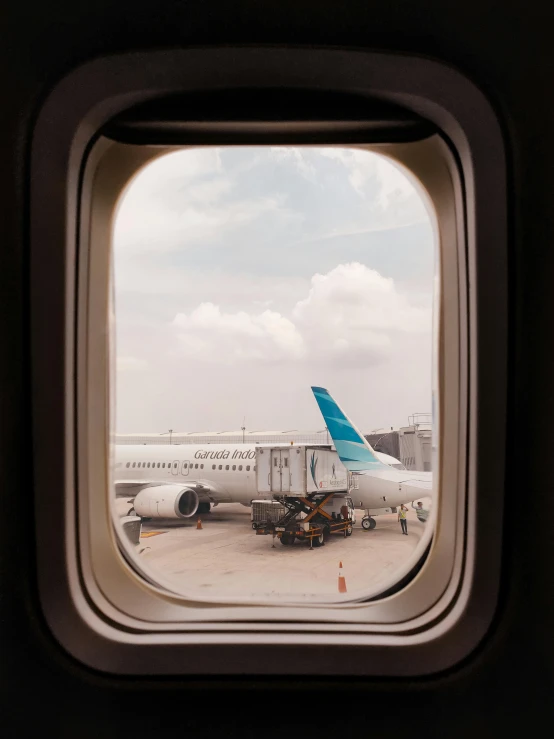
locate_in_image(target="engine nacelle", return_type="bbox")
[133,485,199,519]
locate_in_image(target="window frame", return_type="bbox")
[30,47,507,677]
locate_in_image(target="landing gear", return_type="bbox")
[362,516,376,530]
[197,502,211,515]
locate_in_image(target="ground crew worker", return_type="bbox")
[412,501,429,523]
[398,504,408,535]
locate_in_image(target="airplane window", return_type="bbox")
[126,462,130,468]
[111,146,435,605]
[24,38,516,681]
[132,462,136,468]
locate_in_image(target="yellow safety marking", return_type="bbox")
[140,531,166,538]
[300,492,335,522]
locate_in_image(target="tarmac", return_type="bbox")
[115,498,430,601]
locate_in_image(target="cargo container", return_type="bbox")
[255,445,348,496]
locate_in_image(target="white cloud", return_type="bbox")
[113,148,294,254]
[115,193,286,253]
[125,148,223,195]
[170,263,430,366]
[319,147,429,226]
[269,147,317,181]
[294,262,429,330]
[173,302,305,363]
[113,148,434,432]
[294,262,430,364]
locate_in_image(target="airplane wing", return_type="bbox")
[114,479,216,500]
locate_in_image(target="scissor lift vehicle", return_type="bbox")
[253,491,355,548]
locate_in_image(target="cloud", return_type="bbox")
[113,148,294,254]
[294,262,429,330]
[115,193,286,254]
[269,147,317,182]
[173,302,306,363]
[293,262,429,364]
[171,263,430,366]
[113,148,434,432]
[319,148,429,226]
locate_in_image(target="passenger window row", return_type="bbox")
[125,461,256,472]
[126,461,169,468]
[209,464,254,471]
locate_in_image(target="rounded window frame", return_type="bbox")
[30,47,507,677]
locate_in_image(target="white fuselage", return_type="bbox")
[115,444,430,509]
[351,468,433,509]
[115,444,259,505]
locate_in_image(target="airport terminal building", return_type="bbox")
[114,415,433,472]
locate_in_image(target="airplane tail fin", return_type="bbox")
[311,387,389,472]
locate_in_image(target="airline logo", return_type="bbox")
[310,450,346,488]
[310,452,318,487]
[194,448,256,460]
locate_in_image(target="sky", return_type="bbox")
[113,146,435,434]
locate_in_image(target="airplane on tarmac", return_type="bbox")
[114,439,407,523]
[115,443,260,520]
[311,386,433,529]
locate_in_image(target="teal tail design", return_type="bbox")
[311,387,389,472]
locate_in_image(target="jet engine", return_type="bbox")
[133,485,199,519]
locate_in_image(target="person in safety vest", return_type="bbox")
[412,501,429,523]
[398,504,408,535]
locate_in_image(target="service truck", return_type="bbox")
[252,445,356,547]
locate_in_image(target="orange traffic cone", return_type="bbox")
[338,561,347,593]
[196,518,203,530]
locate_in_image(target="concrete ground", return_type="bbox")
[115,499,430,601]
